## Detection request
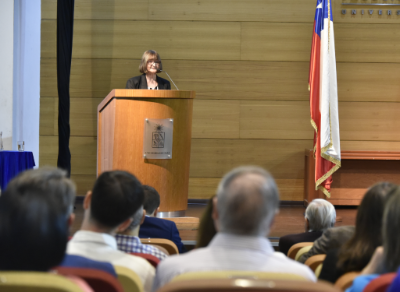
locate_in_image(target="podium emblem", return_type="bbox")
[143,118,173,159]
[152,125,165,148]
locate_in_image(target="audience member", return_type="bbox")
[195,196,217,248]
[346,186,400,292]
[139,185,185,253]
[0,168,115,277]
[298,226,355,263]
[279,199,336,255]
[116,205,168,261]
[319,182,395,283]
[152,166,316,291]
[67,170,155,292]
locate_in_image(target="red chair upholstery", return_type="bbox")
[54,267,124,292]
[363,273,396,292]
[131,252,160,268]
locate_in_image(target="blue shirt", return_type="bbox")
[60,254,117,277]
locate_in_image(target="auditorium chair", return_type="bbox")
[115,265,143,292]
[140,238,179,255]
[131,252,161,268]
[287,242,313,260]
[305,254,327,274]
[314,263,323,278]
[295,245,313,261]
[170,271,308,282]
[0,271,84,292]
[334,271,361,291]
[54,266,124,292]
[157,278,341,292]
[363,273,396,292]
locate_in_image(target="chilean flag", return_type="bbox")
[309,0,341,197]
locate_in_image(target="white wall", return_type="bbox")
[0,0,14,150]
[13,0,41,166]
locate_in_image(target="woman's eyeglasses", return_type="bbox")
[147,60,161,65]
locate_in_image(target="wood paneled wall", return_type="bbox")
[40,0,400,200]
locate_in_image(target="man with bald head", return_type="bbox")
[152,166,316,291]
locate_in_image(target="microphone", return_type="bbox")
[160,70,179,90]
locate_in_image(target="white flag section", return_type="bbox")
[319,4,341,166]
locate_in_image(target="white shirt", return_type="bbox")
[152,233,316,291]
[67,230,155,292]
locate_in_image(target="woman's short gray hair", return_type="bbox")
[305,199,336,232]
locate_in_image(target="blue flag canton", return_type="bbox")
[314,0,333,37]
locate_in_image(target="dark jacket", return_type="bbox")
[125,74,171,89]
[139,216,186,253]
[279,231,323,256]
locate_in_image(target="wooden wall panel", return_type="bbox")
[241,23,313,62]
[189,139,312,179]
[58,20,241,60]
[149,0,316,22]
[240,101,312,140]
[340,102,400,141]
[40,136,97,175]
[336,23,400,63]
[192,100,240,139]
[40,97,102,137]
[189,178,304,201]
[41,58,400,102]
[42,0,148,20]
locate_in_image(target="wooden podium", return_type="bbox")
[97,89,196,214]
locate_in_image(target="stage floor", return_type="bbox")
[71,200,357,249]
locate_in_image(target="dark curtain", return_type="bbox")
[56,0,75,177]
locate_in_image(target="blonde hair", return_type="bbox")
[139,50,162,74]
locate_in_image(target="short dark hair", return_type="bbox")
[90,171,144,228]
[143,185,160,215]
[0,167,75,271]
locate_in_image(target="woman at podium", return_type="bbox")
[126,50,171,90]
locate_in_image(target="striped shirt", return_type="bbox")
[115,234,168,261]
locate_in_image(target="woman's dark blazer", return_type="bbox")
[125,74,171,89]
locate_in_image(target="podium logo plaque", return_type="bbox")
[143,118,173,159]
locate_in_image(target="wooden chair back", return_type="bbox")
[131,252,161,268]
[305,254,327,272]
[158,278,341,292]
[363,273,397,292]
[140,238,179,255]
[287,242,313,260]
[54,267,124,292]
[171,271,308,282]
[314,263,323,278]
[0,271,83,292]
[115,265,144,292]
[334,271,361,291]
[295,246,313,262]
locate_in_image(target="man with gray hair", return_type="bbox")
[152,166,316,291]
[115,205,168,261]
[279,199,336,255]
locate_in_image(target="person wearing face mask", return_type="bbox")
[126,50,171,90]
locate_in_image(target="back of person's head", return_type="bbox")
[143,185,160,215]
[196,196,217,248]
[123,206,144,232]
[216,166,279,236]
[337,181,396,272]
[90,170,144,229]
[305,199,336,232]
[0,167,75,271]
[382,186,400,272]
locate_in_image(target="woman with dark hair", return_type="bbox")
[196,196,217,248]
[125,50,171,90]
[318,182,396,283]
[346,186,400,292]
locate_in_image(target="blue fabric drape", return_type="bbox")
[0,151,35,190]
